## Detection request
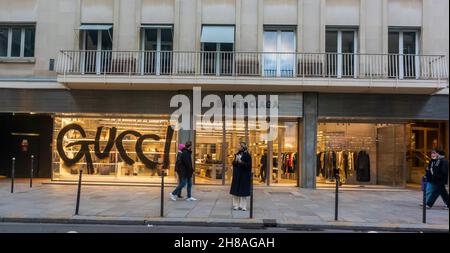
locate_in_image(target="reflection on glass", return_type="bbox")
[280,31,295,77]
[11,28,21,57]
[325,31,338,76]
[24,28,35,57]
[0,29,8,57]
[388,32,400,77]
[263,30,295,77]
[263,31,277,76]
[143,28,173,74]
[402,32,416,77]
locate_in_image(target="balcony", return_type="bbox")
[56,50,448,92]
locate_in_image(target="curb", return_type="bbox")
[0,217,448,233]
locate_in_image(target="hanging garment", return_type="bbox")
[337,151,346,181]
[292,152,298,174]
[316,152,323,177]
[320,152,325,177]
[356,150,370,182]
[343,151,349,178]
[347,151,354,175]
[324,151,337,179]
[288,152,295,173]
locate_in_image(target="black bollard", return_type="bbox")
[335,174,339,221]
[160,169,165,217]
[250,172,254,219]
[422,178,427,224]
[11,157,15,193]
[75,169,83,215]
[30,155,34,188]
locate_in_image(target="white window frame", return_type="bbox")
[80,25,113,75]
[200,42,234,76]
[81,29,103,74]
[200,25,235,76]
[140,25,173,75]
[389,30,420,79]
[263,27,297,77]
[326,28,358,78]
[0,26,35,58]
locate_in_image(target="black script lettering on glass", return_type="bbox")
[56,124,174,175]
[57,123,96,174]
[115,130,142,166]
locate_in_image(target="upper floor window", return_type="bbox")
[0,25,35,58]
[388,29,419,78]
[140,25,173,75]
[79,24,113,74]
[325,27,358,77]
[263,26,296,77]
[200,25,235,75]
[80,24,113,51]
[141,25,173,51]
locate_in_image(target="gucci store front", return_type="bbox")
[0,89,304,186]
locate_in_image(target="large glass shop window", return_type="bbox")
[316,122,406,187]
[194,116,299,186]
[52,115,177,181]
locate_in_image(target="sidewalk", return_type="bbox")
[0,180,448,232]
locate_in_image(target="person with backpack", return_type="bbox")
[170,141,197,201]
[423,148,449,210]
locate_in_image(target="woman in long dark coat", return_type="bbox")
[230,142,252,211]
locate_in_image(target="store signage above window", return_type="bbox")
[56,123,174,174]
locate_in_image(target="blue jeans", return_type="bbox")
[172,177,192,198]
[426,183,449,207]
[425,183,433,204]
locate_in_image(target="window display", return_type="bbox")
[52,114,177,182]
[317,122,406,186]
[194,117,300,186]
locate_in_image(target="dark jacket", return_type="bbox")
[426,157,449,185]
[178,148,194,178]
[230,149,252,197]
[175,151,182,175]
[260,153,268,170]
[356,150,370,182]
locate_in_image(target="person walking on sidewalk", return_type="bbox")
[424,148,449,210]
[230,142,252,211]
[170,141,197,201]
[174,143,185,199]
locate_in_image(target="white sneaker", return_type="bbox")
[186,197,197,201]
[233,206,239,210]
[241,208,247,211]
[169,193,177,201]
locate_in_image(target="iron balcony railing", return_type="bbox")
[56,50,448,80]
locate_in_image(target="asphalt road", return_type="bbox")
[0,222,385,233]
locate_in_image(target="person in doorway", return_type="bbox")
[230,142,252,211]
[170,141,197,201]
[174,143,185,198]
[260,150,267,183]
[424,148,449,210]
